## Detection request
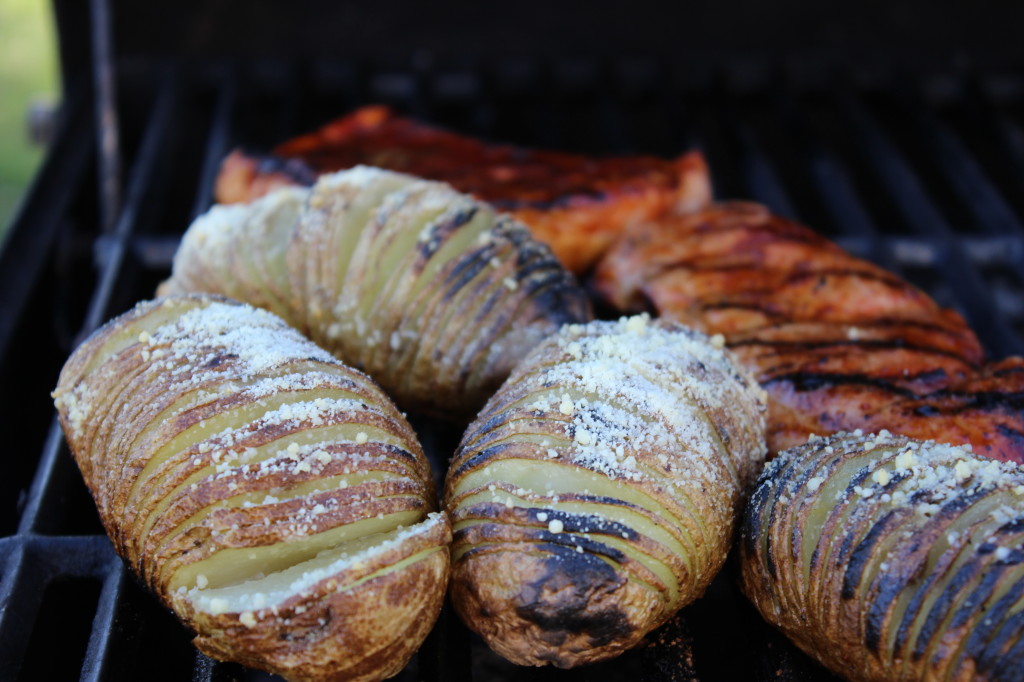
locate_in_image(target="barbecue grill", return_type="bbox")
[3,1,1024,679]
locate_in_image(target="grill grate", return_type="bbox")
[2,55,1024,681]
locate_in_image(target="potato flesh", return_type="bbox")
[452,458,695,559]
[171,509,422,592]
[163,195,304,326]
[136,415,408,545]
[453,486,693,571]
[130,388,384,499]
[403,206,493,303]
[313,170,410,314]
[156,470,398,547]
[885,493,1014,665]
[351,187,447,320]
[188,519,446,614]
[243,190,299,320]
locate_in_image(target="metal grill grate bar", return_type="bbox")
[0,545,38,676]
[191,75,238,221]
[832,87,1024,355]
[80,564,128,682]
[977,79,1024,182]
[85,79,179,334]
[732,116,801,221]
[772,94,880,240]
[835,87,954,238]
[16,420,67,536]
[0,537,118,678]
[0,92,93,362]
[908,100,1024,236]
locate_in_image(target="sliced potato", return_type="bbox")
[444,315,768,667]
[53,294,451,682]
[739,431,1024,682]
[159,167,591,419]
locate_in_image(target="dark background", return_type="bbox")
[57,0,1024,93]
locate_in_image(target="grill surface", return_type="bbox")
[2,38,1024,682]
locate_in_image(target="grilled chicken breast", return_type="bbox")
[595,202,1024,463]
[214,105,712,273]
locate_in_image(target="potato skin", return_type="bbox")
[53,295,451,681]
[450,541,662,667]
[183,514,450,682]
[445,315,767,667]
[160,167,591,420]
[739,431,1024,682]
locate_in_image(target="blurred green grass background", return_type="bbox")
[1,0,59,235]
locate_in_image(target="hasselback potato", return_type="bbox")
[52,295,451,682]
[740,431,1024,681]
[159,166,591,419]
[445,315,768,667]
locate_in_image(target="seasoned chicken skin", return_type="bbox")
[595,202,1024,463]
[214,105,711,273]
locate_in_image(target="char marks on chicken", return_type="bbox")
[595,202,1024,463]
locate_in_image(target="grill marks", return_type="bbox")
[161,167,591,420]
[594,201,1024,463]
[739,432,1024,682]
[444,317,766,668]
[53,296,452,680]
[860,357,1024,463]
[212,105,713,274]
